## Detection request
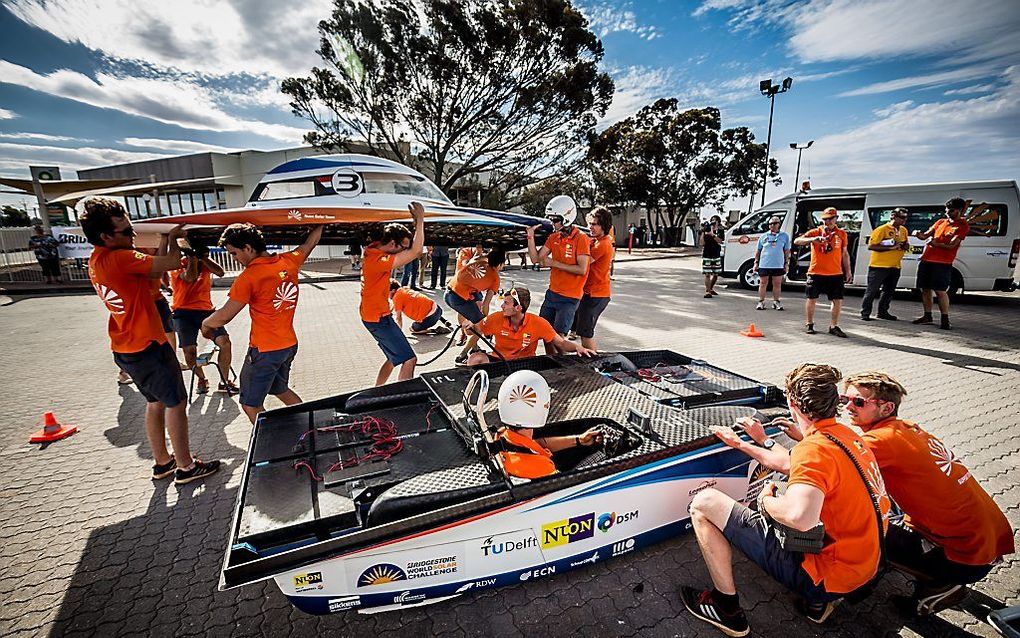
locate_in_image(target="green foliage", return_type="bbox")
[283,0,613,199]
[0,205,31,227]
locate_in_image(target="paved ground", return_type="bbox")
[0,256,1017,638]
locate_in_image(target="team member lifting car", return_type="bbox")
[575,206,615,351]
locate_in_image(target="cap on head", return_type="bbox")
[545,195,576,223]
[497,370,551,429]
[821,207,838,220]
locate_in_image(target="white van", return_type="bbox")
[722,180,1020,296]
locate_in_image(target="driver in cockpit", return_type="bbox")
[494,370,603,479]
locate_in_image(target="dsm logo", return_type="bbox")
[293,571,323,591]
[541,513,595,548]
[596,510,639,533]
[358,563,407,587]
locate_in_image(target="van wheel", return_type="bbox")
[737,262,760,289]
[948,270,964,300]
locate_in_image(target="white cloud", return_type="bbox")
[839,64,1002,97]
[0,141,172,172]
[599,66,677,127]
[581,2,661,40]
[944,83,999,96]
[120,138,243,154]
[0,108,16,120]
[0,132,85,142]
[0,60,307,143]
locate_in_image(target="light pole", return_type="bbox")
[758,77,793,206]
[790,140,813,196]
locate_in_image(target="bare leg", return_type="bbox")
[242,404,262,424]
[805,298,817,324]
[375,360,395,386]
[166,331,177,352]
[921,289,934,314]
[757,278,768,303]
[467,352,491,366]
[182,345,206,381]
[709,274,719,292]
[163,402,194,468]
[397,357,417,382]
[214,335,232,381]
[831,298,842,327]
[771,276,783,302]
[460,332,481,358]
[690,489,739,595]
[704,274,712,293]
[580,336,597,350]
[935,290,950,315]
[145,401,173,465]
[274,389,302,405]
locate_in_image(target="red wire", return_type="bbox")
[293,414,404,481]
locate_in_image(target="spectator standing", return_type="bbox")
[861,208,910,321]
[912,198,970,329]
[417,245,430,289]
[429,245,449,289]
[701,215,725,298]
[399,244,421,290]
[28,225,61,284]
[753,216,790,310]
[794,208,852,337]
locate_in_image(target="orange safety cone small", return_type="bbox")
[29,411,78,444]
[740,323,764,338]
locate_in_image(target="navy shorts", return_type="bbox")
[539,289,581,334]
[240,345,298,408]
[363,315,416,366]
[805,274,845,300]
[758,267,786,278]
[411,305,443,332]
[444,289,484,324]
[574,295,610,339]
[722,502,839,605]
[916,260,953,292]
[114,341,187,408]
[172,308,227,348]
[155,296,174,333]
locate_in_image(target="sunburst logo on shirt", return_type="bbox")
[928,437,960,477]
[94,284,125,315]
[508,384,537,407]
[273,281,298,311]
[467,262,488,279]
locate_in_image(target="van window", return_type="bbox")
[732,210,785,235]
[868,204,1008,237]
[808,208,863,232]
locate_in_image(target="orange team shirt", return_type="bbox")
[789,418,891,594]
[922,218,970,264]
[862,418,1013,565]
[584,234,615,298]
[804,227,848,276]
[543,227,591,299]
[360,246,396,322]
[455,247,479,273]
[478,312,558,360]
[449,257,500,301]
[228,251,306,352]
[392,287,436,323]
[169,260,214,311]
[88,247,166,353]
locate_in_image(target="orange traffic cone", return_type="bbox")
[29,412,78,444]
[740,323,764,338]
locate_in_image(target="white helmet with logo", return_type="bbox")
[545,195,576,224]
[497,370,551,429]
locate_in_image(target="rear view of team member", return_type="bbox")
[842,372,1015,615]
[445,248,506,362]
[467,285,593,365]
[389,279,452,334]
[170,245,238,395]
[526,195,591,350]
[912,198,971,330]
[201,223,323,423]
[575,206,614,351]
[794,208,852,337]
[360,203,426,386]
[81,197,220,485]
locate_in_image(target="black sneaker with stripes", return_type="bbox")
[681,586,750,637]
[174,459,221,485]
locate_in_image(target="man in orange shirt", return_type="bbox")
[842,371,1014,615]
[794,208,852,337]
[81,197,220,485]
[682,364,888,635]
[575,206,614,351]
[360,203,425,386]
[445,248,505,362]
[201,223,323,423]
[169,244,237,395]
[912,198,971,329]
[526,195,591,351]
[389,279,452,334]
[467,285,593,365]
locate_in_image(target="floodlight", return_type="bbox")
[759,79,772,94]
[782,77,793,91]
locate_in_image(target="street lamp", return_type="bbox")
[758,76,793,206]
[790,140,814,196]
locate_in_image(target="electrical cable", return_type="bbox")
[293,415,404,481]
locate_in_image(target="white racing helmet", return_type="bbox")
[545,195,576,224]
[497,370,551,429]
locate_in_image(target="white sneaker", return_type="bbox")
[773,301,784,311]
[755,301,766,310]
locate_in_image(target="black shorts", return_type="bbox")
[574,295,610,339]
[916,261,953,292]
[886,523,994,586]
[722,503,839,605]
[172,308,228,348]
[155,296,174,333]
[114,341,187,407]
[805,274,845,300]
[239,345,298,408]
[758,268,785,278]
[39,258,61,277]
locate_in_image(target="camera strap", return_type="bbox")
[821,432,887,567]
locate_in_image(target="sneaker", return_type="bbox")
[432,324,453,335]
[152,455,177,480]
[704,293,713,298]
[828,326,848,338]
[916,583,966,616]
[218,380,240,395]
[680,587,750,637]
[174,459,221,485]
[454,352,470,367]
[799,598,841,624]
[877,312,898,321]
[196,379,210,394]
[772,301,784,311]
[709,290,719,296]
[940,316,952,330]
[912,314,934,324]
[805,323,816,334]
[755,301,766,310]
[860,314,874,321]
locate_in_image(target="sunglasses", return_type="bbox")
[839,395,885,408]
[499,288,522,307]
[110,227,136,237]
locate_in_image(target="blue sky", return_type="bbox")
[1,0,1018,212]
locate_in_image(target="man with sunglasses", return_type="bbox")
[912,198,971,329]
[794,208,852,337]
[526,195,591,352]
[466,285,593,365]
[81,197,221,485]
[840,372,1014,616]
[861,208,911,321]
[753,215,791,310]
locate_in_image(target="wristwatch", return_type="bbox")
[760,438,776,450]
